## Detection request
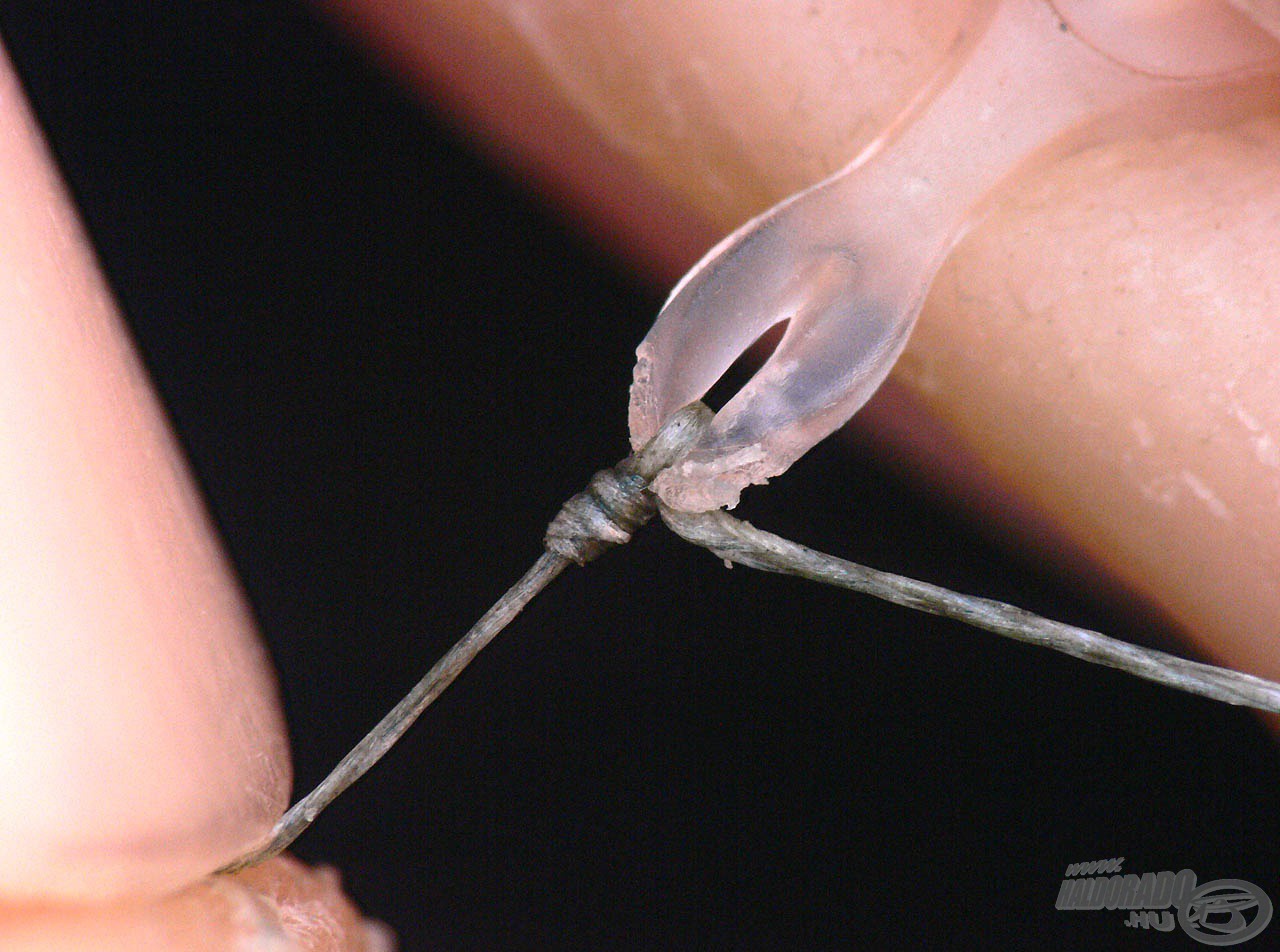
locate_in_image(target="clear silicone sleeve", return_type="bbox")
[629,0,1280,511]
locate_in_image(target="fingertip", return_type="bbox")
[0,856,394,952]
[0,39,291,900]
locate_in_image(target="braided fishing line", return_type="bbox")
[219,401,1280,874]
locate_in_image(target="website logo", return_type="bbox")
[1055,858,1272,946]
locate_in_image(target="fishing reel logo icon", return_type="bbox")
[1179,879,1273,946]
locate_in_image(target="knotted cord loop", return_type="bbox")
[218,397,1280,878]
[546,403,714,564]
[216,403,711,875]
[545,469,653,564]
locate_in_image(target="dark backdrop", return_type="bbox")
[2,5,1276,950]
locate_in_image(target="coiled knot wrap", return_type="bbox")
[544,402,713,565]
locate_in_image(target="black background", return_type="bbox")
[2,4,1277,950]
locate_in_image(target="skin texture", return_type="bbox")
[0,42,288,899]
[0,38,388,951]
[324,0,1280,687]
[2,2,1277,947]
[1232,0,1280,36]
[0,857,393,952]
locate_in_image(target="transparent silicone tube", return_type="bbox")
[629,0,1280,511]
